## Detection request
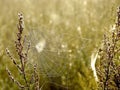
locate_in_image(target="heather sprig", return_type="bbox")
[6,13,40,90]
[97,6,120,90]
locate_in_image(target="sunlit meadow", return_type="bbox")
[0,0,120,90]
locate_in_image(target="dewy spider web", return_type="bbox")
[26,29,69,77]
[24,27,71,89]
[24,26,91,89]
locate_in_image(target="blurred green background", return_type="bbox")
[0,0,120,90]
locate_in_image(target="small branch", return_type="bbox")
[6,48,22,73]
[6,67,25,89]
[33,64,40,90]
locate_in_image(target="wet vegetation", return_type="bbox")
[0,0,120,90]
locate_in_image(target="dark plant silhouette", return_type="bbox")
[97,6,120,90]
[6,13,40,90]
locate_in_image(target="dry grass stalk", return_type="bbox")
[97,6,120,90]
[33,64,40,90]
[6,13,40,90]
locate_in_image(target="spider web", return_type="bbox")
[24,27,91,89]
[26,29,67,75]
[24,27,71,89]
